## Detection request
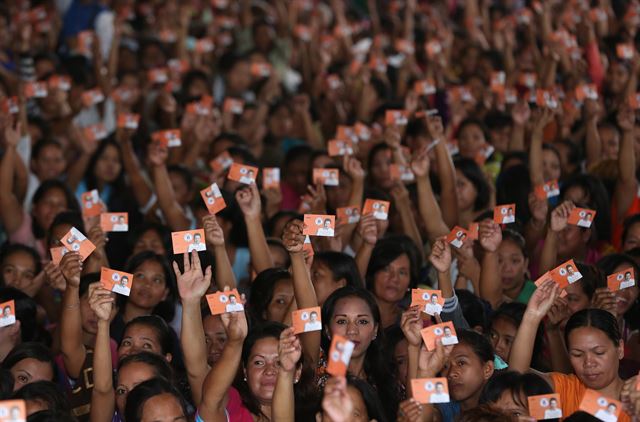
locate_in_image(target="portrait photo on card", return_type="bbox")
[551,259,583,285]
[292,306,322,334]
[362,199,390,221]
[411,289,444,316]
[200,183,226,214]
[228,163,258,185]
[568,207,596,228]
[446,227,469,249]
[206,289,244,315]
[494,204,516,224]
[100,268,133,296]
[337,206,361,224]
[421,321,458,351]
[326,335,354,377]
[171,229,206,254]
[100,213,129,232]
[607,268,636,291]
[0,300,16,328]
[528,394,562,420]
[313,168,340,186]
[579,389,621,422]
[263,168,281,189]
[303,214,335,237]
[60,227,95,261]
[411,378,450,404]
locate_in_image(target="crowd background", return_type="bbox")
[1,0,640,421]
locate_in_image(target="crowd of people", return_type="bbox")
[1,0,640,421]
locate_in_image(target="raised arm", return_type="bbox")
[198,310,248,422]
[272,327,301,422]
[529,107,554,187]
[510,102,530,152]
[391,182,425,260]
[614,106,637,220]
[478,220,505,310]
[236,183,274,275]
[59,252,86,379]
[282,220,321,366]
[88,283,117,422]
[583,99,602,169]
[411,146,450,242]
[0,120,25,235]
[203,215,236,291]
[539,201,574,275]
[428,114,459,229]
[115,127,154,210]
[429,238,453,299]
[174,251,212,405]
[354,214,378,279]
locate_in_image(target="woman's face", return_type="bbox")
[557,225,589,258]
[32,187,68,233]
[245,337,280,405]
[119,323,170,361]
[284,159,310,195]
[203,315,227,366]
[370,149,393,191]
[140,393,187,422]
[372,254,411,304]
[542,149,561,182]
[497,240,528,294]
[489,317,517,362]
[328,297,378,359]
[326,175,353,210]
[445,343,493,404]
[458,124,485,159]
[455,170,478,212]
[1,251,37,294]
[264,278,294,323]
[607,62,629,95]
[563,282,591,328]
[567,327,622,390]
[226,60,251,95]
[268,244,289,269]
[115,362,156,414]
[94,144,122,184]
[133,229,166,256]
[345,385,369,422]
[11,358,53,391]
[32,144,66,181]
[394,338,409,385]
[267,105,293,140]
[623,222,640,251]
[599,126,620,161]
[611,263,639,316]
[80,290,116,335]
[129,260,169,310]
[311,261,345,306]
[494,390,529,419]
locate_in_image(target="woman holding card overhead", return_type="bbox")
[509,281,633,422]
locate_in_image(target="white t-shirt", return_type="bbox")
[0,314,16,327]
[429,392,450,404]
[113,223,129,232]
[502,215,515,224]
[544,408,562,419]
[188,243,206,252]
[594,409,617,422]
[620,280,635,289]
[112,284,131,296]
[425,303,443,315]
[441,335,458,346]
[304,321,322,332]
[567,272,583,283]
[451,239,463,248]
[317,227,334,237]
[225,303,244,313]
[239,176,254,184]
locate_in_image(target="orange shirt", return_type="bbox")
[550,373,631,422]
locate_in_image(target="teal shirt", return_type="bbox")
[515,280,537,304]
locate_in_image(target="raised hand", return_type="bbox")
[410,146,430,178]
[88,283,115,321]
[343,156,365,181]
[220,300,248,343]
[148,142,168,167]
[528,192,549,224]
[282,220,305,254]
[59,252,83,289]
[3,120,20,148]
[550,201,575,233]
[525,279,559,322]
[617,105,635,132]
[418,340,453,377]
[384,125,402,149]
[533,107,555,131]
[173,251,211,305]
[322,376,354,422]
[591,288,618,318]
[397,399,425,422]
[357,213,378,245]
[236,182,262,219]
[424,114,444,140]
[546,296,570,329]
[203,215,225,247]
[44,262,67,292]
[278,327,302,373]
[400,306,423,347]
[478,220,502,252]
[429,237,452,273]
[305,184,327,214]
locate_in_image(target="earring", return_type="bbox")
[294,378,299,384]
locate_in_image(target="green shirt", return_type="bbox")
[515,280,537,304]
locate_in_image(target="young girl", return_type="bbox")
[480,371,557,420]
[311,251,361,306]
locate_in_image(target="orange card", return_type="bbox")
[151,129,181,148]
[568,207,596,229]
[575,84,598,101]
[578,389,622,421]
[362,199,390,221]
[328,139,354,156]
[303,214,336,237]
[206,289,244,315]
[77,31,94,55]
[551,259,583,286]
[385,109,409,126]
[168,59,189,74]
[209,151,233,173]
[2,97,18,114]
[411,289,444,316]
[194,38,215,53]
[490,71,506,94]
[617,43,635,60]
[100,213,129,232]
[518,72,537,88]
[536,89,558,109]
[158,29,177,43]
[494,204,516,224]
[81,88,105,107]
[50,246,68,266]
[100,267,133,296]
[263,168,280,189]
[0,300,16,327]
[24,81,48,98]
[295,24,312,42]
[0,399,26,421]
[251,62,272,78]
[117,113,140,130]
[446,226,469,249]
[336,125,357,143]
[629,92,640,110]
[60,227,96,262]
[468,222,479,240]
[326,335,354,376]
[47,75,71,91]
[147,68,169,84]
[411,378,450,404]
[223,98,244,114]
[354,122,372,141]
[390,164,415,182]
[171,229,206,254]
[395,39,415,55]
[292,306,322,334]
[535,271,569,296]
[227,163,258,185]
[186,95,213,116]
[337,206,361,225]
[80,190,103,218]
[607,267,636,291]
[421,321,458,351]
[425,40,442,59]
[313,168,340,187]
[83,123,108,142]
[528,394,562,420]
[534,180,560,199]
[303,235,314,257]
[200,183,226,214]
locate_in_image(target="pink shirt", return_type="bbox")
[9,211,47,261]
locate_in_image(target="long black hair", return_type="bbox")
[480,371,556,420]
[564,309,621,346]
[313,251,362,288]
[2,342,57,384]
[31,180,79,239]
[321,286,400,421]
[120,316,175,359]
[454,157,491,211]
[366,236,420,292]
[248,268,291,323]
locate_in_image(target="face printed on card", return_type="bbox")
[607,268,636,291]
[171,229,206,254]
[0,399,26,422]
[326,335,355,376]
[551,259,583,286]
[206,289,244,315]
[568,207,596,228]
[579,389,622,422]
[263,168,280,189]
[100,267,133,296]
[390,164,415,182]
[200,183,226,214]
[313,168,340,186]
[494,204,516,224]
[151,129,181,148]
[446,226,469,249]
[411,378,450,404]
[117,113,140,130]
[60,227,96,262]
[337,206,361,225]
[227,163,258,185]
[528,394,562,420]
[303,214,336,237]
[534,180,560,200]
[81,190,105,218]
[411,289,445,316]
[209,151,233,173]
[362,199,390,221]
[292,306,322,334]
[100,213,129,232]
[0,300,16,328]
[421,321,458,351]
[328,139,354,156]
